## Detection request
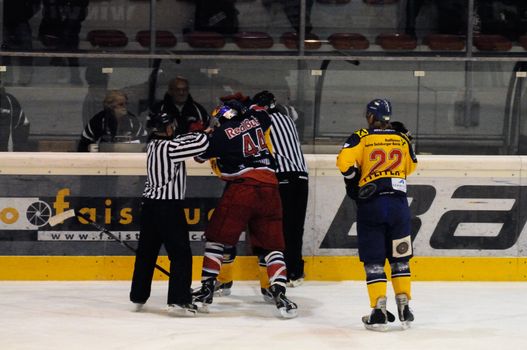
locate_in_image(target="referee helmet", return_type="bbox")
[146,112,172,133]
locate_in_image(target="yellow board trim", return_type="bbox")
[0,256,526,281]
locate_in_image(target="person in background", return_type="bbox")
[2,0,41,86]
[336,99,417,331]
[38,0,89,85]
[261,0,314,34]
[192,0,239,35]
[151,76,209,135]
[130,111,209,316]
[82,66,110,127]
[77,90,147,152]
[0,81,30,151]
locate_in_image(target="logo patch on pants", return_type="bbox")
[392,235,412,258]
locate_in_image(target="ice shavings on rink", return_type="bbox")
[1,281,526,350]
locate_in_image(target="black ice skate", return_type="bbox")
[192,278,215,313]
[269,284,298,319]
[261,288,274,304]
[395,293,414,329]
[362,297,396,332]
[167,303,198,317]
[214,280,233,297]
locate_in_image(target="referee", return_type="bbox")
[253,91,309,286]
[130,111,209,316]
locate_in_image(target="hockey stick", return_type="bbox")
[48,209,170,277]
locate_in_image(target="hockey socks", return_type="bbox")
[264,251,288,287]
[364,263,387,308]
[201,241,224,281]
[391,261,412,299]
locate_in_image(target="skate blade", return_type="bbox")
[400,320,412,330]
[262,295,274,304]
[214,288,231,297]
[168,308,197,317]
[195,303,210,314]
[363,323,389,332]
[132,303,144,312]
[286,278,304,288]
[277,307,298,319]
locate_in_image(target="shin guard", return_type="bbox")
[201,241,224,282]
[364,263,387,308]
[258,255,270,289]
[390,261,412,299]
[264,251,288,288]
[217,245,236,284]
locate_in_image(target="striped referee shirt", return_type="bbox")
[142,132,209,200]
[269,107,308,176]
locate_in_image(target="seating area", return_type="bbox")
[77,29,527,53]
[87,30,129,48]
[22,0,524,54]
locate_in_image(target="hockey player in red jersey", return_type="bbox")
[192,99,298,319]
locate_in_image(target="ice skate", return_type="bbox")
[132,302,144,312]
[214,280,233,297]
[192,278,215,313]
[167,303,198,317]
[269,284,298,319]
[286,277,304,288]
[395,294,414,329]
[260,288,274,303]
[286,273,305,288]
[362,297,396,332]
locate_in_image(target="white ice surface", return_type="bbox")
[1,281,526,350]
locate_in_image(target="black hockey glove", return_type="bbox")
[344,177,360,200]
[391,121,413,140]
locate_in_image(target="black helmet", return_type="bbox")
[146,112,171,133]
[253,90,276,109]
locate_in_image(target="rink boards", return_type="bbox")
[1,153,526,281]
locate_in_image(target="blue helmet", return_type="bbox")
[366,99,392,122]
[211,104,238,121]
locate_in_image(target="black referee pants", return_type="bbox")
[278,173,308,280]
[130,199,192,305]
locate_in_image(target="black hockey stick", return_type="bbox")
[48,209,170,277]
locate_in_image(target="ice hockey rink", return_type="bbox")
[1,280,526,350]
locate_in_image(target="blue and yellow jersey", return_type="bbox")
[337,128,417,194]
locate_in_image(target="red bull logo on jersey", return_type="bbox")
[224,118,261,139]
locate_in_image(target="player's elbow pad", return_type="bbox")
[341,166,358,180]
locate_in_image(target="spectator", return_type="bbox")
[77,90,147,152]
[38,0,89,85]
[82,66,110,127]
[1,0,41,86]
[475,0,527,41]
[192,0,239,35]
[151,76,210,135]
[0,81,30,151]
[405,0,467,38]
[261,0,314,34]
